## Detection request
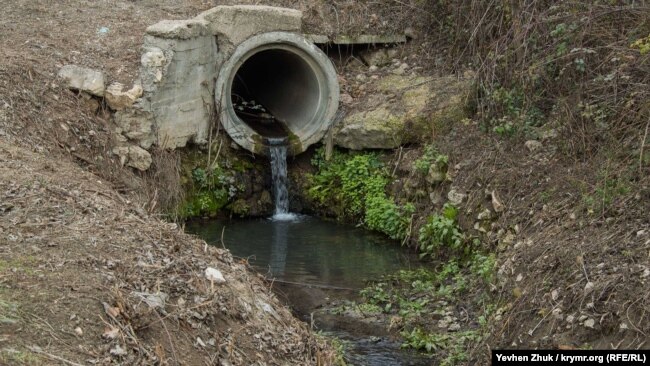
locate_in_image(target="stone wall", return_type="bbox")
[138,6,302,151]
[55,6,304,170]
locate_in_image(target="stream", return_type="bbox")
[186,216,431,365]
[186,142,431,365]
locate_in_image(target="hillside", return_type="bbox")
[1,0,649,365]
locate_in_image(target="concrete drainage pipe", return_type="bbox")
[215,32,339,156]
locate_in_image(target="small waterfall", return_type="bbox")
[268,138,295,220]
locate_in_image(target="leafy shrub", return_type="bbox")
[418,203,465,259]
[339,154,385,216]
[308,147,414,240]
[365,195,414,241]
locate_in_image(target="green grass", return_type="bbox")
[0,349,42,365]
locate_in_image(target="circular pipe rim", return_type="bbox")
[215,32,339,156]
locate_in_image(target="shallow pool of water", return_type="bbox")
[186,215,419,288]
[186,215,430,366]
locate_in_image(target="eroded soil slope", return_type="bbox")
[0,0,340,364]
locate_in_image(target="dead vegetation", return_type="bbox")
[0,1,344,364]
[0,141,334,365]
[1,0,649,364]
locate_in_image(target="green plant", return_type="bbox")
[308,147,414,240]
[401,327,451,353]
[365,196,414,241]
[401,328,480,365]
[178,165,239,218]
[413,145,449,175]
[582,169,632,215]
[631,34,650,54]
[470,253,497,283]
[417,204,465,259]
[307,148,383,216]
[491,118,517,137]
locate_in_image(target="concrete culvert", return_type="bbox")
[215,32,339,156]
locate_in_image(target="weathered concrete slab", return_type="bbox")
[145,19,209,40]
[306,34,407,45]
[333,34,407,44]
[197,5,302,45]
[304,34,330,44]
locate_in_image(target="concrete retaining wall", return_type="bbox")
[120,6,303,153]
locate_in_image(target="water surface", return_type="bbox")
[186,216,417,288]
[186,216,429,365]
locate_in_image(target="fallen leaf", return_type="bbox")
[110,344,127,356]
[102,302,121,319]
[102,326,120,340]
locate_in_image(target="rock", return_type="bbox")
[333,74,472,150]
[584,281,594,295]
[369,65,378,72]
[110,345,127,357]
[447,189,467,205]
[57,65,105,97]
[112,146,129,166]
[113,145,152,171]
[196,5,302,45]
[126,146,152,171]
[525,140,543,153]
[105,82,143,111]
[132,291,168,309]
[426,192,439,204]
[551,289,559,301]
[334,107,402,149]
[79,92,100,113]
[583,318,595,328]
[359,47,398,67]
[404,26,418,40]
[74,327,83,336]
[114,108,155,149]
[140,47,168,91]
[477,208,492,221]
[566,315,575,324]
[552,308,563,320]
[491,190,505,213]
[205,267,226,284]
[340,93,353,105]
[392,63,408,75]
[145,19,209,40]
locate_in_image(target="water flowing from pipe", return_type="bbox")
[268,138,296,221]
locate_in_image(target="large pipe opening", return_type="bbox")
[216,32,339,156]
[231,49,320,139]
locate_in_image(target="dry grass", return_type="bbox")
[419,1,650,159]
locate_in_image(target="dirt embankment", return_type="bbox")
[0,1,346,364]
[2,0,649,364]
[434,125,650,357]
[0,142,333,365]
